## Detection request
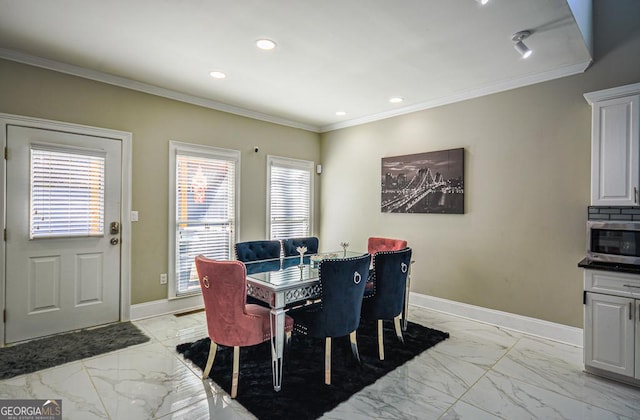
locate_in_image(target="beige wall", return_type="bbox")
[319,1,640,328]
[0,60,320,304]
[1,0,639,325]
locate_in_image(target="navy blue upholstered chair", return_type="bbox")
[234,240,282,304]
[361,247,412,360]
[282,237,319,257]
[289,253,370,385]
[243,259,282,275]
[235,240,282,262]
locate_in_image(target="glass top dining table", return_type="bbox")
[245,251,366,318]
[244,250,366,392]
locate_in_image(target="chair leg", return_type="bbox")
[377,319,385,360]
[231,346,240,398]
[349,331,361,364]
[325,333,361,385]
[202,340,217,379]
[394,315,404,344]
[325,337,332,385]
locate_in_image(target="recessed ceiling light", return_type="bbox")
[476,0,489,5]
[256,39,276,50]
[336,111,347,116]
[209,71,227,79]
[389,97,404,104]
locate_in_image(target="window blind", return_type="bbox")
[30,145,105,239]
[175,152,236,295]
[269,157,313,240]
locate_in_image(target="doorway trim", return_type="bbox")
[0,113,132,346]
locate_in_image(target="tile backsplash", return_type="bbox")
[588,206,640,221]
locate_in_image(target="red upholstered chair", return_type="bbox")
[367,237,408,254]
[194,255,294,398]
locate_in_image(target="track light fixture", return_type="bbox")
[512,30,532,59]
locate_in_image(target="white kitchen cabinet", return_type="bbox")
[637,299,640,380]
[583,269,640,385]
[585,83,640,206]
[584,292,636,376]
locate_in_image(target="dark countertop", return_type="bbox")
[578,257,640,275]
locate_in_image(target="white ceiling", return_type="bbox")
[0,0,592,132]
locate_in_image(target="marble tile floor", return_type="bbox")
[1,306,640,419]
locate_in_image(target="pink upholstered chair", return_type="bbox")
[367,237,408,254]
[366,236,408,282]
[194,255,293,398]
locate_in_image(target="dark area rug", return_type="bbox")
[176,320,449,420]
[0,322,149,380]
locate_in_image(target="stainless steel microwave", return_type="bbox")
[587,221,640,265]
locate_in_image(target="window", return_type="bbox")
[267,156,314,240]
[169,142,240,297]
[30,145,105,239]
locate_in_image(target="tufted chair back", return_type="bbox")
[235,240,282,262]
[282,237,319,257]
[367,237,408,255]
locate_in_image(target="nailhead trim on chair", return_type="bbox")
[316,254,368,311]
[293,254,367,335]
[363,281,376,299]
[364,248,409,300]
[294,323,308,335]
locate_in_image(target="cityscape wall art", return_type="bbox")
[381,148,464,214]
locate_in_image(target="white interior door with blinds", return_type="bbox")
[5,126,121,344]
[267,156,314,240]
[170,142,239,297]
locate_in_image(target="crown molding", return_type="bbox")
[0,48,320,133]
[584,82,640,105]
[1,48,592,135]
[320,60,592,133]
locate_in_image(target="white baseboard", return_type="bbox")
[131,295,203,320]
[130,292,584,348]
[410,293,583,347]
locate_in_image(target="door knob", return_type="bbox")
[110,238,119,245]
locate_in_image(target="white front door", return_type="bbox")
[5,125,122,343]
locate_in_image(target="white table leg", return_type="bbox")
[269,307,286,391]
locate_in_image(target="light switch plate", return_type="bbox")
[130,211,139,222]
